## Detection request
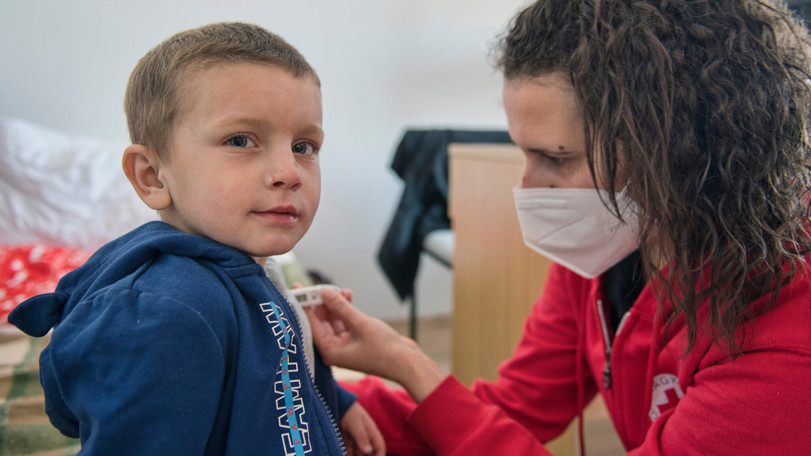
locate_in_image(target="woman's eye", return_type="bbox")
[544,154,565,165]
[226,135,255,148]
[292,142,316,155]
[526,148,568,166]
[529,151,565,166]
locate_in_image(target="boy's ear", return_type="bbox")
[122,144,171,211]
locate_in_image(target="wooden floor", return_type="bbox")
[379,315,626,455]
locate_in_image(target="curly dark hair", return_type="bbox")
[497,0,811,354]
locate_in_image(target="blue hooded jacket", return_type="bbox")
[9,221,345,455]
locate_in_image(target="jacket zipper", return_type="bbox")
[281,293,346,455]
[596,299,629,390]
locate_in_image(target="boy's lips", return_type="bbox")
[253,205,299,225]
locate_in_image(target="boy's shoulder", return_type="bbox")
[130,250,239,302]
[98,230,271,323]
[52,253,240,348]
[58,222,266,336]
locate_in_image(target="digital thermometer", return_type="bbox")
[289,284,340,307]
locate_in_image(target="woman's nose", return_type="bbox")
[520,159,550,189]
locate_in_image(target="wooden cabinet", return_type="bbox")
[448,143,552,384]
[447,143,575,455]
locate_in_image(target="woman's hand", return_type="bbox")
[304,288,447,402]
[304,287,416,378]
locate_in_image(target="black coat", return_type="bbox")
[377,129,512,301]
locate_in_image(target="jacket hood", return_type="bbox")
[8,221,256,336]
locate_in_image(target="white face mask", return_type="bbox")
[513,186,640,278]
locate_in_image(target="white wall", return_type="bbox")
[0,0,527,321]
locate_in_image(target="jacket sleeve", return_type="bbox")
[407,347,811,456]
[45,289,227,455]
[336,383,358,419]
[403,263,596,455]
[346,263,596,455]
[340,376,433,456]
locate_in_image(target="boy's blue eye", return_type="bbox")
[292,142,316,155]
[226,135,255,147]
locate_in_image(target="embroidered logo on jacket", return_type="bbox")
[649,373,684,422]
[261,301,312,455]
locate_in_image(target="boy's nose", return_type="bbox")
[266,149,302,189]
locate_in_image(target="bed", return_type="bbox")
[0,117,150,454]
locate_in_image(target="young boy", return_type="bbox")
[9,22,383,455]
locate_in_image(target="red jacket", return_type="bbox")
[344,262,811,455]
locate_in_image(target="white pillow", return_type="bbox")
[0,117,156,251]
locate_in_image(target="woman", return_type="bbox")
[306,0,811,454]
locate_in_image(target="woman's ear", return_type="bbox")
[122,144,171,210]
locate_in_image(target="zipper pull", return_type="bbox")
[602,346,612,389]
[596,299,614,390]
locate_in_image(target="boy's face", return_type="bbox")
[157,63,323,261]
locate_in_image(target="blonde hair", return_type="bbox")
[124,22,319,159]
